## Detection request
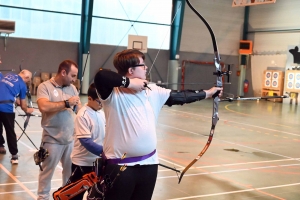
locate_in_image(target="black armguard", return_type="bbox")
[165,90,206,106]
[94,70,130,100]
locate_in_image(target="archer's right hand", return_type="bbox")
[128,78,148,92]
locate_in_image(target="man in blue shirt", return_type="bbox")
[0,70,34,164]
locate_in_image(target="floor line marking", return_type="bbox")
[18,140,35,151]
[17,141,63,170]
[159,123,300,162]
[157,157,300,172]
[167,182,300,199]
[166,109,300,137]
[0,164,37,199]
[157,163,300,179]
[15,130,42,133]
[159,157,184,168]
[269,123,292,128]
[0,187,59,195]
[0,179,62,186]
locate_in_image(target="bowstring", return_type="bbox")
[147,2,183,76]
[98,0,152,69]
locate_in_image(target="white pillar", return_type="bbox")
[167,60,179,90]
[81,53,90,94]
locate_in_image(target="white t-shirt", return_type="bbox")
[71,104,106,166]
[101,83,170,166]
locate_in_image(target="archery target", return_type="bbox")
[295,73,300,90]
[265,79,271,87]
[287,72,295,89]
[273,72,279,80]
[271,71,279,88]
[264,71,272,87]
[265,71,272,79]
[287,81,293,89]
[272,80,278,88]
[288,73,294,80]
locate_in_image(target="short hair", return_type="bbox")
[113,49,145,75]
[57,60,78,74]
[88,83,98,100]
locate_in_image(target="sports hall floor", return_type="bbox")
[0,95,299,200]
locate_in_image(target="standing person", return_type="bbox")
[36,60,81,200]
[0,70,34,162]
[0,58,3,148]
[93,49,222,200]
[67,83,105,200]
[0,63,3,153]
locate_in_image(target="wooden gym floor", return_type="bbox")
[0,96,299,200]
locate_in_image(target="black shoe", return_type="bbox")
[11,155,18,164]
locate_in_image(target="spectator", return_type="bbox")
[36,60,81,200]
[0,70,34,163]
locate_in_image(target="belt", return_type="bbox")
[105,149,156,165]
[0,100,14,104]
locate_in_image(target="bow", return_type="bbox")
[21,64,36,131]
[17,67,39,150]
[23,84,33,131]
[178,0,226,183]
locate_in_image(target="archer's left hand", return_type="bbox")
[204,87,223,99]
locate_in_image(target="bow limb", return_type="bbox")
[23,87,33,130]
[23,70,38,130]
[19,64,35,130]
[178,0,222,183]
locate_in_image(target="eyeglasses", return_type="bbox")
[95,99,102,105]
[131,63,146,70]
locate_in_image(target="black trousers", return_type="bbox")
[68,163,94,200]
[103,164,158,200]
[0,112,18,155]
[0,121,3,138]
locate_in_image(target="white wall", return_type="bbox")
[248,0,300,52]
[180,0,300,98]
[181,0,245,56]
[248,0,300,99]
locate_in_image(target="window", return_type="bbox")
[91,0,172,49]
[0,0,172,49]
[0,0,81,42]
